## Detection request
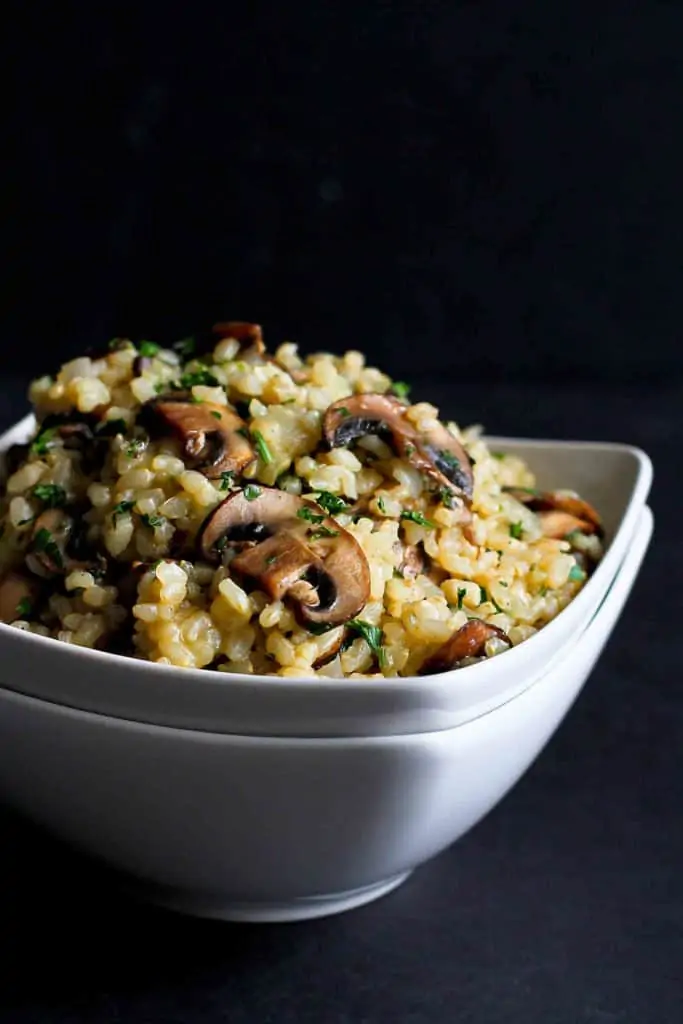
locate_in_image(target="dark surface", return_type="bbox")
[2,1,682,1020]
[0,379,679,1024]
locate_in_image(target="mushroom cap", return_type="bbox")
[323,394,473,500]
[505,488,603,537]
[418,619,511,676]
[142,394,255,478]
[197,487,371,627]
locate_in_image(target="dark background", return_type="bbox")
[1,3,681,1023]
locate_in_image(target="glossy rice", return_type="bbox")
[0,330,603,678]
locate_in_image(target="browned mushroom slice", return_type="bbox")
[0,570,43,623]
[142,394,255,478]
[418,620,511,676]
[311,626,348,669]
[212,321,266,358]
[504,488,603,537]
[25,509,73,578]
[400,543,426,578]
[323,394,473,500]
[197,487,371,626]
[537,510,594,539]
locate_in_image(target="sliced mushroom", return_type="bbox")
[418,620,511,676]
[0,570,43,623]
[212,321,265,358]
[537,509,594,539]
[400,543,426,579]
[141,393,255,478]
[26,509,73,578]
[197,487,371,626]
[504,488,603,537]
[323,394,474,501]
[311,626,348,669]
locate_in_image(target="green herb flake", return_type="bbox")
[297,507,325,525]
[15,597,33,618]
[244,484,261,502]
[377,496,388,514]
[216,536,229,553]
[491,451,506,460]
[564,529,584,545]
[456,587,467,610]
[139,341,160,357]
[33,527,63,568]
[400,510,435,529]
[393,567,404,578]
[125,438,146,458]
[173,336,196,358]
[337,406,351,418]
[265,554,278,566]
[390,380,411,400]
[500,580,508,587]
[32,483,67,508]
[252,430,273,465]
[404,444,416,457]
[141,514,164,529]
[478,584,488,605]
[181,367,219,389]
[219,471,234,491]
[509,521,524,540]
[316,491,348,515]
[30,426,58,456]
[111,500,135,524]
[348,619,387,669]
[568,564,586,583]
[439,449,461,470]
[210,410,222,420]
[439,488,456,509]
[309,526,340,540]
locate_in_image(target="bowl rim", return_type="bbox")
[0,412,653,717]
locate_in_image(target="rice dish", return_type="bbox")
[0,323,604,678]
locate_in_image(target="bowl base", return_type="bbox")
[122,871,412,923]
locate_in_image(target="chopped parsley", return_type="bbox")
[337,406,351,418]
[491,451,506,460]
[210,410,222,420]
[377,496,388,514]
[216,535,229,553]
[509,521,524,540]
[244,484,261,502]
[30,426,58,456]
[252,430,273,465]
[111,500,135,523]
[393,567,404,578]
[173,336,195,358]
[139,341,160,357]
[390,380,411,400]
[32,483,67,508]
[108,337,131,351]
[141,514,164,529]
[297,507,325,525]
[348,619,387,669]
[125,438,146,458]
[265,554,278,565]
[316,491,348,515]
[568,564,586,583]
[400,510,435,529]
[438,450,461,471]
[439,488,456,509]
[33,527,63,568]
[180,366,219,389]
[219,471,234,491]
[564,529,584,545]
[309,526,339,540]
[189,394,204,404]
[15,597,33,618]
[456,587,467,610]
[404,444,416,456]
[478,584,488,605]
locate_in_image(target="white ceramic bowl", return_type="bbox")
[0,417,654,920]
[0,505,653,922]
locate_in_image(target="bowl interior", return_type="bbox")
[0,416,653,736]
